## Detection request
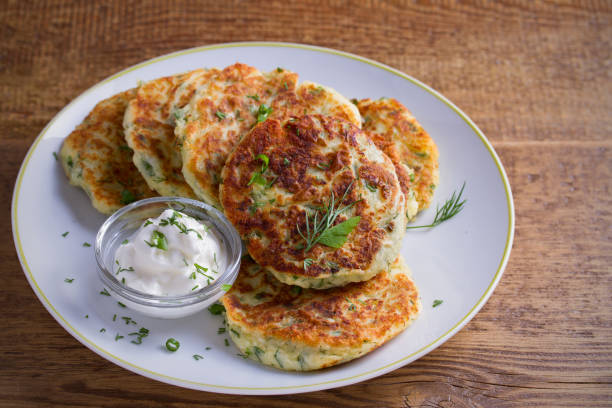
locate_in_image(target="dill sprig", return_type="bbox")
[407,182,466,229]
[296,181,361,252]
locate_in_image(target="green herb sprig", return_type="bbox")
[296,182,361,252]
[406,182,466,229]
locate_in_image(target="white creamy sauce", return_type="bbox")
[114,209,225,296]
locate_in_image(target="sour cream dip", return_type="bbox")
[114,209,225,296]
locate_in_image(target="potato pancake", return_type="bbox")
[220,115,406,289]
[123,68,217,198]
[59,89,156,214]
[222,255,420,371]
[177,64,360,207]
[357,98,439,213]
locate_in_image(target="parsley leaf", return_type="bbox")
[316,216,361,248]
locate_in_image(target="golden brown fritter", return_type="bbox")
[59,89,156,214]
[177,64,360,208]
[357,98,439,213]
[222,255,421,371]
[123,68,218,198]
[177,63,293,207]
[220,115,406,289]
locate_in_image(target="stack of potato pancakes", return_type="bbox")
[60,63,439,371]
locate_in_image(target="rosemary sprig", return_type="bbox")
[407,182,466,229]
[296,182,361,252]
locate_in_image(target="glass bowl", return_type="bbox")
[95,197,242,319]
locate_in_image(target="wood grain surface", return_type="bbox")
[1,1,611,407]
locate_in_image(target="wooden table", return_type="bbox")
[2,1,610,406]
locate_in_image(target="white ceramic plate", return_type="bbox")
[12,42,514,395]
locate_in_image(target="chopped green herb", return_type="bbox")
[277,67,284,72]
[215,110,226,120]
[206,346,211,350]
[120,190,136,205]
[121,316,137,325]
[274,349,284,368]
[256,104,273,123]
[208,303,225,315]
[283,82,288,90]
[115,263,134,275]
[303,258,314,269]
[129,327,150,345]
[217,327,226,334]
[247,153,271,186]
[141,160,155,177]
[410,173,415,182]
[194,263,213,280]
[255,153,269,170]
[100,328,106,333]
[230,328,240,338]
[117,302,126,308]
[253,346,264,362]
[221,284,232,291]
[61,231,69,238]
[365,182,377,192]
[145,230,168,250]
[316,161,331,170]
[165,338,180,352]
[283,157,290,166]
[52,152,59,161]
[193,354,204,361]
[224,339,230,347]
[414,151,428,158]
[121,277,125,284]
[248,172,267,186]
[85,315,88,318]
[64,278,74,283]
[247,94,260,102]
[191,285,199,291]
[115,334,124,341]
[433,299,443,308]
[407,182,466,229]
[66,156,73,168]
[100,288,110,296]
[82,242,91,247]
[113,314,117,321]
